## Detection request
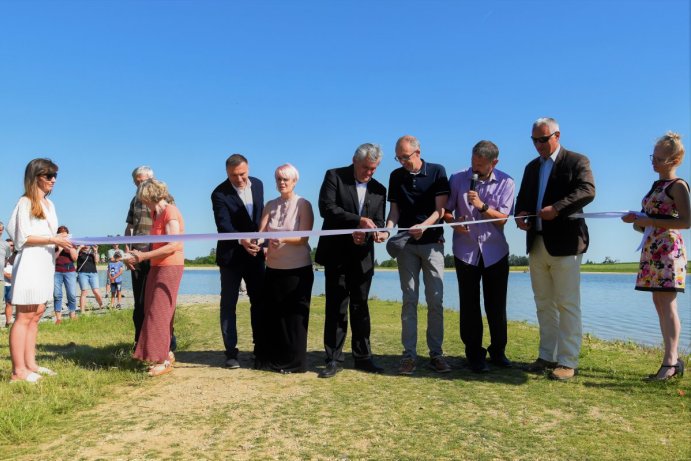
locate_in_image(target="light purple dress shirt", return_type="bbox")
[446,167,515,267]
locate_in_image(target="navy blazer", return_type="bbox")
[211,177,265,266]
[315,165,386,274]
[515,147,596,256]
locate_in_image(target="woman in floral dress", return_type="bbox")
[622,132,690,380]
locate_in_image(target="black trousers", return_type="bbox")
[131,260,149,346]
[265,265,313,373]
[219,255,266,359]
[323,263,374,363]
[454,254,509,363]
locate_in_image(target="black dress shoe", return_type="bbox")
[469,360,490,373]
[318,361,343,378]
[354,359,384,374]
[489,355,513,368]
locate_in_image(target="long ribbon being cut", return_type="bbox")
[72,211,649,246]
[70,215,532,246]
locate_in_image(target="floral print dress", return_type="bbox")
[635,178,688,292]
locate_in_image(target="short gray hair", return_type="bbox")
[533,117,560,133]
[353,143,383,163]
[396,135,420,152]
[472,140,499,161]
[132,166,154,180]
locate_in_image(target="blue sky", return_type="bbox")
[1,0,689,263]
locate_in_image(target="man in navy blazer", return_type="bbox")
[515,117,596,381]
[315,143,389,378]
[211,154,266,369]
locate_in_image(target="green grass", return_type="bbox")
[1,299,689,460]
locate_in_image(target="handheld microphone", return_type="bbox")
[470,173,479,191]
[469,173,478,205]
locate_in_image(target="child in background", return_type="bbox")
[3,242,16,328]
[622,131,690,381]
[108,251,125,309]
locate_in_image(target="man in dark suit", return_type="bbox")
[515,117,596,381]
[211,154,266,369]
[315,143,389,378]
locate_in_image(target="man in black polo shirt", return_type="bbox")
[386,135,451,375]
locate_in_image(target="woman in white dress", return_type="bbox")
[7,158,73,383]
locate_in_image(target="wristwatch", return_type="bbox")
[480,203,489,213]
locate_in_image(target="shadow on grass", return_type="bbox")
[173,349,531,385]
[39,342,141,371]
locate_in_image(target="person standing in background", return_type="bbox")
[53,225,78,323]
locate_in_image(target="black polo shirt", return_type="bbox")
[387,159,450,245]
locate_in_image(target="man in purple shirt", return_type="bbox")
[444,140,515,373]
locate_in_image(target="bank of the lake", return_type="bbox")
[1,299,688,461]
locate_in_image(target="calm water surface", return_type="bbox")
[110,269,690,348]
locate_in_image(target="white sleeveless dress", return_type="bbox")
[7,196,58,304]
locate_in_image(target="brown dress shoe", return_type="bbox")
[550,366,576,381]
[525,358,558,372]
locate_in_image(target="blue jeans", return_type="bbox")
[54,271,78,313]
[396,242,445,360]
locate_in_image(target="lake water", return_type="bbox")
[107,269,690,349]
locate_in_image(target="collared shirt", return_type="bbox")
[536,145,560,231]
[388,159,450,245]
[446,167,515,267]
[232,179,254,218]
[126,196,154,251]
[355,181,367,215]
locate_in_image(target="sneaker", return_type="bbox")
[225,358,240,369]
[398,358,416,375]
[429,355,452,373]
[550,366,576,381]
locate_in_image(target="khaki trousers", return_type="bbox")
[529,236,583,368]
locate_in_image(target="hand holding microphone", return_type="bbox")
[468,173,484,209]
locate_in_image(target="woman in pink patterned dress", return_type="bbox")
[622,132,690,381]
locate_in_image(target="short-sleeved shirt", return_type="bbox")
[0,240,9,267]
[151,204,185,267]
[108,261,125,283]
[446,167,515,267]
[387,160,450,245]
[126,196,153,251]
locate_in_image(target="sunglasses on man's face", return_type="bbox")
[41,173,58,180]
[530,132,558,144]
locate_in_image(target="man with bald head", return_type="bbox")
[386,135,451,375]
[515,117,595,381]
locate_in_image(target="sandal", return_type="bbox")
[36,366,58,376]
[647,359,685,381]
[148,360,173,377]
[9,372,42,384]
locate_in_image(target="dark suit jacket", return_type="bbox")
[515,147,596,256]
[211,177,265,266]
[315,165,386,275]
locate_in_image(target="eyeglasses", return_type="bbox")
[531,132,557,144]
[395,151,418,163]
[650,154,673,164]
[41,173,58,180]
